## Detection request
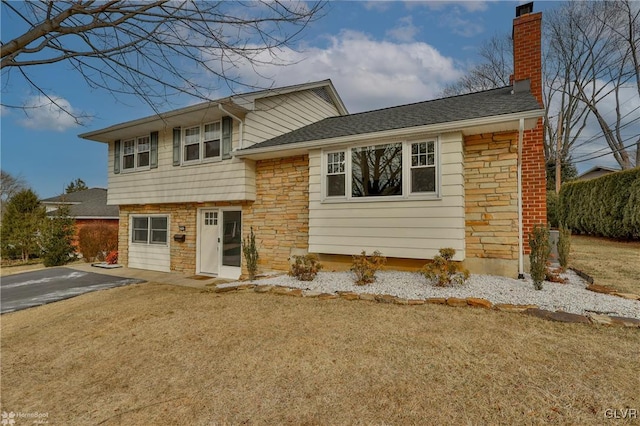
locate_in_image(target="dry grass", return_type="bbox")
[571,235,640,295]
[1,283,639,425]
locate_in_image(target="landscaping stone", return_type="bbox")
[609,316,640,328]
[318,293,338,300]
[393,298,409,305]
[271,286,291,295]
[408,299,425,305]
[303,291,322,298]
[524,308,590,324]
[254,285,273,293]
[586,284,616,295]
[446,297,468,307]
[587,313,614,326]
[358,293,377,302]
[613,292,640,301]
[375,294,397,304]
[494,303,538,313]
[466,298,493,309]
[426,298,447,305]
[338,292,359,301]
[286,289,303,297]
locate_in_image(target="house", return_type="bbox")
[41,188,119,248]
[79,4,546,279]
[575,165,620,181]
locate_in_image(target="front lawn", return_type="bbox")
[570,235,640,295]
[1,283,638,424]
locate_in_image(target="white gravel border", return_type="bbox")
[241,269,640,320]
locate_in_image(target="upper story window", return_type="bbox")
[122,136,151,171]
[183,121,221,164]
[323,139,438,201]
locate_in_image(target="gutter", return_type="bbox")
[218,104,244,149]
[517,118,525,279]
[234,109,544,158]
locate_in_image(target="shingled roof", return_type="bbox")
[42,188,119,219]
[240,86,542,151]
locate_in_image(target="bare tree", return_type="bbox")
[0,170,27,203]
[443,1,639,170]
[1,1,325,122]
[551,0,639,169]
[441,35,512,97]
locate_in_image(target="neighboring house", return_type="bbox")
[80,5,546,279]
[575,165,620,181]
[41,188,119,247]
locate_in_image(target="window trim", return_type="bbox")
[182,120,222,165]
[321,138,440,203]
[130,214,169,245]
[122,135,152,172]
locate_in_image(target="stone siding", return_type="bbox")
[464,132,519,262]
[243,155,310,274]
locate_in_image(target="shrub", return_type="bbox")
[289,254,322,281]
[78,223,118,262]
[420,248,469,287]
[529,224,550,290]
[558,168,640,239]
[351,250,386,285]
[41,205,76,267]
[106,250,118,265]
[557,224,571,270]
[242,227,259,280]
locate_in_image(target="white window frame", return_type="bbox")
[131,215,169,245]
[321,138,440,202]
[409,141,437,194]
[182,121,222,165]
[325,150,346,198]
[122,135,151,172]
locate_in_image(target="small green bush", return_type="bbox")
[78,223,118,262]
[529,224,550,290]
[351,250,386,285]
[242,227,259,280]
[421,248,469,287]
[557,224,571,270]
[289,254,322,281]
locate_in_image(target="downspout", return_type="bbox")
[517,117,525,279]
[218,104,244,149]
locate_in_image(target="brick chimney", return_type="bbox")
[513,2,546,251]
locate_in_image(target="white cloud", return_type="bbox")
[18,95,84,132]
[386,16,421,42]
[227,30,463,112]
[438,7,484,37]
[363,1,392,12]
[406,1,490,13]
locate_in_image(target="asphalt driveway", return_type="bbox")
[1,267,144,314]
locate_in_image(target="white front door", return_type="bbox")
[199,209,219,275]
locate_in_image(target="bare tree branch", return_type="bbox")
[1,1,326,121]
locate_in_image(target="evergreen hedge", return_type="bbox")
[558,168,640,240]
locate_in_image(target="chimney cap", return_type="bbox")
[516,2,534,17]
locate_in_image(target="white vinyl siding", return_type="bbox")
[107,124,255,205]
[243,89,341,147]
[128,215,170,272]
[308,132,465,260]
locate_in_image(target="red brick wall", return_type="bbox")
[513,11,547,252]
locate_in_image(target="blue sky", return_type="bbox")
[0,1,628,198]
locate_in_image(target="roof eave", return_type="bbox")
[234,109,544,160]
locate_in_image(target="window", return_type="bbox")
[326,151,345,197]
[122,136,151,171]
[183,121,221,163]
[410,141,436,193]
[324,140,438,201]
[352,143,403,197]
[132,216,168,244]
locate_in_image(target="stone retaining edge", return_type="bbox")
[210,283,640,328]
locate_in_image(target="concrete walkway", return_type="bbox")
[67,262,236,289]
